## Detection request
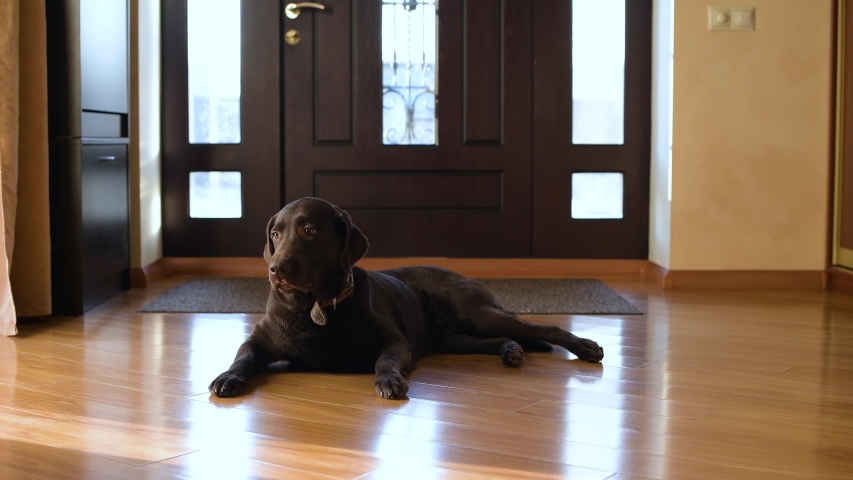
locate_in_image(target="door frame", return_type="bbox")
[834,0,852,269]
[159,0,653,259]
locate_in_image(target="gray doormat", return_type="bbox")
[139,277,641,315]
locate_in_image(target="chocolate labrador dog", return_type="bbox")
[209,197,604,399]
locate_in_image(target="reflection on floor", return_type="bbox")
[2,276,853,479]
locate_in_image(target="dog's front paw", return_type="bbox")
[374,372,409,399]
[571,338,604,363]
[500,341,524,367]
[209,372,247,397]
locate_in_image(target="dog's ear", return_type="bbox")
[334,206,368,275]
[263,215,276,264]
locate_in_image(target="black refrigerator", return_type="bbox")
[46,0,131,315]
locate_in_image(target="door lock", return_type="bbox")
[284,29,301,45]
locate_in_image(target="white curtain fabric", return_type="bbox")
[0,0,20,336]
[1,0,52,336]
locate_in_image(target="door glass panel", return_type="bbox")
[571,172,624,219]
[572,0,625,145]
[187,0,241,144]
[189,171,242,218]
[381,0,437,145]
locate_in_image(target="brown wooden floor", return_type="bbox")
[2,276,853,479]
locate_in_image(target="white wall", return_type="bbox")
[649,0,674,269]
[130,0,162,269]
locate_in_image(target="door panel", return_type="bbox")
[316,171,503,210]
[463,1,503,144]
[315,0,354,144]
[284,0,532,257]
[533,0,652,258]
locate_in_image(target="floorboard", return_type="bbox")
[2,275,853,478]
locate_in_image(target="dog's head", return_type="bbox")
[264,197,369,298]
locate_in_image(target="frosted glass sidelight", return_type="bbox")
[571,172,624,219]
[382,0,437,145]
[572,0,625,145]
[188,0,241,144]
[189,172,242,218]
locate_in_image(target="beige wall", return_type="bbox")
[667,0,833,270]
[129,0,162,269]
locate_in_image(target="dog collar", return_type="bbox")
[310,274,354,326]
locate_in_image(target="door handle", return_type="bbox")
[98,156,116,161]
[285,2,326,19]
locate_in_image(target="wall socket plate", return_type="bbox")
[709,6,754,31]
[708,7,732,30]
[731,7,755,30]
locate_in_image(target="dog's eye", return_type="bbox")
[271,231,280,240]
[304,227,317,236]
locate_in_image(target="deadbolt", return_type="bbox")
[284,29,301,45]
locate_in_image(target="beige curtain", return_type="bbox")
[1,0,52,336]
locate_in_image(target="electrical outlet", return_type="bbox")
[709,6,754,31]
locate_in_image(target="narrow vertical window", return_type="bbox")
[187,0,241,144]
[572,0,625,145]
[382,0,438,145]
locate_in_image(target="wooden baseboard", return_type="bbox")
[643,261,671,288]
[827,267,853,294]
[166,257,267,277]
[357,258,648,278]
[130,257,168,288]
[142,257,828,291]
[664,270,826,290]
[160,257,647,279]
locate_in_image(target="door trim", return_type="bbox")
[834,0,849,268]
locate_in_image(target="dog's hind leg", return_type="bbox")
[458,307,604,363]
[437,332,525,367]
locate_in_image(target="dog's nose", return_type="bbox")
[268,248,303,282]
[269,259,293,279]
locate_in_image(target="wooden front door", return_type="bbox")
[162,0,651,259]
[282,0,532,257]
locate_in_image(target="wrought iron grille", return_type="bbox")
[381,0,437,145]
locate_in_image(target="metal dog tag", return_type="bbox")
[310,302,327,326]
